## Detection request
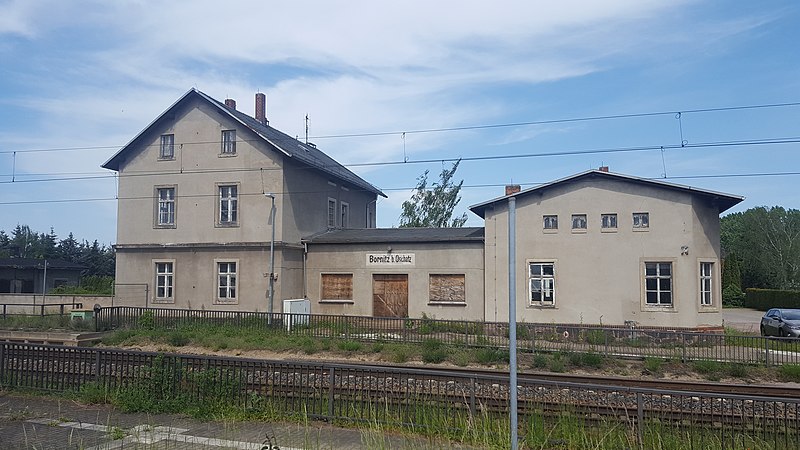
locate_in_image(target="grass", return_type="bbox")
[779,364,800,382]
[0,314,93,331]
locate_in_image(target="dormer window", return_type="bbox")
[221,130,236,155]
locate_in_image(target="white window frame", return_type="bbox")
[217,184,239,226]
[528,261,556,307]
[221,129,236,155]
[327,198,337,228]
[601,213,617,230]
[633,212,650,230]
[700,261,714,307]
[216,260,238,303]
[543,215,558,231]
[155,186,176,227]
[340,201,350,229]
[571,214,587,231]
[159,134,174,159]
[644,261,672,307]
[154,260,175,303]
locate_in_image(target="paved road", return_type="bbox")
[0,394,475,450]
[721,307,763,334]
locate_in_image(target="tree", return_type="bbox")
[721,206,800,291]
[399,160,468,228]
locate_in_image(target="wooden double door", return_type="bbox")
[372,274,408,318]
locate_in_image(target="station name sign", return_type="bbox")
[366,253,415,266]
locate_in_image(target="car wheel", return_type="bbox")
[782,328,791,338]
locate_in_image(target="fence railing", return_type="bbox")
[1,302,83,319]
[0,342,797,448]
[94,306,800,366]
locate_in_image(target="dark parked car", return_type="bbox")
[760,309,800,338]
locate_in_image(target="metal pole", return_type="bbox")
[265,193,276,322]
[41,260,47,309]
[508,196,518,450]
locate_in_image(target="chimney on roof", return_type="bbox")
[255,92,268,125]
[505,184,521,196]
[224,98,236,110]
[599,166,609,172]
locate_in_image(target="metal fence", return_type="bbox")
[95,306,800,366]
[1,302,83,319]
[0,342,797,448]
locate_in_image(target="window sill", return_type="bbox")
[642,305,676,312]
[319,299,354,304]
[157,157,175,161]
[699,305,719,312]
[543,229,558,234]
[527,304,556,309]
[600,228,618,233]
[215,222,240,228]
[218,153,237,158]
[632,228,650,232]
[154,224,176,229]
[153,299,175,304]
[427,301,467,307]
[571,229,587,234]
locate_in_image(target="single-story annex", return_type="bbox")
[103,88,744,329]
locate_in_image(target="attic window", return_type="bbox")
[221,130,236,155]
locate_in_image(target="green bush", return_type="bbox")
[167,332,190,347]
[568,352,604,369]
[548,355,565,373]
[50,275,115,295]
[722,284,745,307]
[745,288,800,311]
[138,311,155,330]
[643,357,663,373]
[531,354,548,369]
[390,346,411,363]
[337,340,362,352]
[475,348,509,365]
[779,364,800,382]
[421,339,448,364]
[586,330,608,345]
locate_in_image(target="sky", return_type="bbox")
[1,0,799,245]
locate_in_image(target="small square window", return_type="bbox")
[221,130,236,155]
[571,214,587,230]
[633,212,649,229]
[160,134,174,159]
[543,215,558,230]
[601,213,617,229]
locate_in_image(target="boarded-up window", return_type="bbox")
[429,274,466,303]
[321,273,353,300]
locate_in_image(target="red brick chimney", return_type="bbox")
[599,166,609,172]
[255,93,267,125]
[505,184,521,196]
[224,98,236,110]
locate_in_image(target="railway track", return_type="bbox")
[2,344,799,436]
[287,359,800,400]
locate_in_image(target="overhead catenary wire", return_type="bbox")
[1,100,799,154]
[1,171,799,207]
[2,135,800,185]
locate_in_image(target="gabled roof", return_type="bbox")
[102,88,385,198]
[0,258,86,270]
[469,170,744,218]
[304,227,485,244]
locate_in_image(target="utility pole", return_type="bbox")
[508,196,518,450]
[265,193,276,322]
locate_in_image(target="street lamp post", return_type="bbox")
[265,193,276,321]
